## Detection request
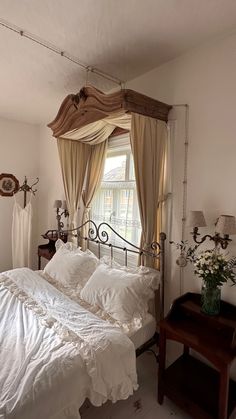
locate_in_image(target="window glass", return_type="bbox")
[91,142,141,246]
[104,155,126,181]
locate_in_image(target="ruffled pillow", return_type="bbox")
[55,238,81,252]
[100,256,160,290]
[80,263,154,323]
[44,246,99,289]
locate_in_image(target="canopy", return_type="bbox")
[47,86,171,276]
[48,85,171,139]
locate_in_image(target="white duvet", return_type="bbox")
[0,268,138,419]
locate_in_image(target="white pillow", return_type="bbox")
[100,256,160,290]
[80,263,154,323]
[44,246,99,288]
[55,238,81,252]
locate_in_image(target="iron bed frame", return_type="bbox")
[44,219,166,360]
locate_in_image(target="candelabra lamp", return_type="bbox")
[53,200,69,233]
[189,211,236,249]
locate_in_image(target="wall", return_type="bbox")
[37,125,65,267]
[0,117,39,271]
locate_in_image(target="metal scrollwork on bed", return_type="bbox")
[45,220,166,355]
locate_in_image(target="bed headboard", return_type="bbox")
[45,219,166,320]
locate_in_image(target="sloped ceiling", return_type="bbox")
[0,0,236,124]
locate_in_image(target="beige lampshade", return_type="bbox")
[188,211,206,227]
[215,215,236,235]
[53,199,62,209]
[61,200,67,210]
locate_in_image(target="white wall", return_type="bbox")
[37,125,65,261]
[0,117,39,271]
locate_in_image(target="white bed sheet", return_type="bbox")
[129,313,156,349]
[0,268,138,419]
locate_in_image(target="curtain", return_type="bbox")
[57,112,131,240]
[82,140,108,247]
[60,112,132,143]
[57,138,89,230]
[130,113,168,268]
[57,110,168,264]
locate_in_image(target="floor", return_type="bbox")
[80,351,191,419]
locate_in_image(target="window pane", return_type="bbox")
[119,189,133,220]
[103,190,113,218]
[103,155,126,181]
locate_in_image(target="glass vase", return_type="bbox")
[201,283,221,316]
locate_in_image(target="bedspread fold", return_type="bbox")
[0,268,138,419]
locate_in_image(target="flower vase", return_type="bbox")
[201,283,221,316]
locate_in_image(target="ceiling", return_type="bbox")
[0,0,236,124]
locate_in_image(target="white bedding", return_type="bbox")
[129,313,156,349]
[0,268,138,419]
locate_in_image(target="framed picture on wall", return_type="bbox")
[0,173,19,196]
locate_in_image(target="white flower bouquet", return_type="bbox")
[193,249,236,288]
[171,240,236,288]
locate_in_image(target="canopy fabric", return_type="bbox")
[57,139,89,229]
[81,140,108,248]
[59,111,131,144]
[130,113,168,267]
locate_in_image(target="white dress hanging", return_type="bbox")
[12,193,33,268]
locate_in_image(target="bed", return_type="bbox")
[0,220,166,419]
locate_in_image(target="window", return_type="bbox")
[91,137,141,247]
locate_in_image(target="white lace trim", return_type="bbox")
[0,274,86,347]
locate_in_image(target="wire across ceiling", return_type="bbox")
[0,18,123,86]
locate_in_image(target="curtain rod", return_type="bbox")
[0,18,123,86]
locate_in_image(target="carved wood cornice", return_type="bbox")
[48,85,172,138]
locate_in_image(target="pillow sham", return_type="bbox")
[80,263,154,323]
[100,256,160,290]
[55,238,81,252]
[44,246,99,288]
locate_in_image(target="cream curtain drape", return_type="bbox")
[82,141,108,246]
[60,112,132,143]
[130,113,168,267]
[57,138,89,229]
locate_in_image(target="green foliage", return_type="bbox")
[170,240,236,288]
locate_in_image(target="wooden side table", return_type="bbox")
[38,231,68,269]
[158,293,236,419]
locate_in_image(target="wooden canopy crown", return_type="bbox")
[48,85,171,138]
